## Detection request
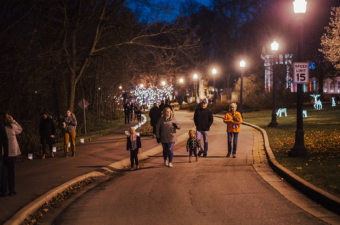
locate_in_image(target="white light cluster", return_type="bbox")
[132,85,174,108]
[310,94,322,110]
[332,97,336,107]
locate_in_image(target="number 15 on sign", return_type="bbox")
[293,62,309,84]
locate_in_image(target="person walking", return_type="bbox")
[123,101,130,124]
[126,127,141,171]
[194,99,213,157]
[39,113,56,159]
[0,113,22,196]
[0,116,8,197]
[156,107,181,168]
[186,130,200,163]
[149,103,161,138]
[63,109,77,158]
[223,103,242,158]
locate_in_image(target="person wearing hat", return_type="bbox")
[186,130,200,162]
[223,103,242,158]
[193,99,213,157]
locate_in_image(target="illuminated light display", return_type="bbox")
[303,110,307,118]
[131,85,174,108]
[310,94,322,110]
[276,108,287,117]
[332,97,336,107]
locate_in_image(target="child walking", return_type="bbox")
[186,130,200,163]
[126,127,141,170]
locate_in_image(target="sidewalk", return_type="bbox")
[0,113,195,225]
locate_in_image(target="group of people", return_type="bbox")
[123,101,143,124]
[0,109,78,197]
[126,99,243,170]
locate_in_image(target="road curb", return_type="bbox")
[242,121,340,216]
[4,125,195,225]
[214,115,340,215]
[3,171,105,225]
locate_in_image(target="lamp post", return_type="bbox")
[289,0,308,157]
[179,78,184,106]
[193,74,198,104]
[239,60,245,116]
[212,68,217,104]
[268,40,279,127]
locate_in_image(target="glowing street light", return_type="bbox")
[268,40,279,127]
[140,84,144,88]
[290,0,308,156]
[293,0,307,13]
[161,81,166,86]
[119,86,122,89]
[180,78,184,83]
[271,40,279,51]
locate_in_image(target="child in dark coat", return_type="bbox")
[126,127,141,170]
[186,130,200,163]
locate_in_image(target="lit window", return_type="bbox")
[330,81,335,92]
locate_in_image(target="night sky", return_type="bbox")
[126,0,212,22]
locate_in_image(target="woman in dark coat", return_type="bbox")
[39,113,56,159]
[149,103,161,138]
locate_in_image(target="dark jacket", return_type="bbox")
[186,137,200,150]
[0,122,8,161]
[63,114,77,132]
[194,107,214,131]
[123,103,130,114]
[149,106,161,127]
[126,135,141,150]
[39,117,56,144]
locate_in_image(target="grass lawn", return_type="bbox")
[240,102,340,198]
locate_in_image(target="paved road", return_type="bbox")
[53,112,326,225]
[0,112,194,224]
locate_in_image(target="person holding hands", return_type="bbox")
[223,103,242,158]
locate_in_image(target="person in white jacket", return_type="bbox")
[0,113,22,196]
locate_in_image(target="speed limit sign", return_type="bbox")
[293,62,309,84]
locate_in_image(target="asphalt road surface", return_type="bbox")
[53,111,326,225]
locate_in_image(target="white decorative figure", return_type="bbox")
[303,110,307,118]
[332,97,336,107]
[310,94,322,110]
[276,108,287,117]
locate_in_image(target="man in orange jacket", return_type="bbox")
[223,103,242,158]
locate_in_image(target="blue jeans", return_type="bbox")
[228,132,239,155]
[162,143,175,163]
[196,130,209,155]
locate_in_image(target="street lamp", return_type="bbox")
[212,68,217,104]
[289,0,308,157]
[268,40,279,127]
[193,74,198,104]
[179,78,184,106]
[161,81,166,86]
[119,85,122,90]
[239,60,245,116]
[140,84,144,88]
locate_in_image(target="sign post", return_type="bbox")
[78,99,89,135]
[293,62,309,84]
